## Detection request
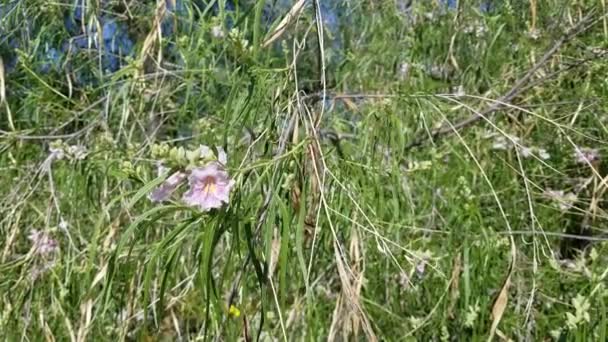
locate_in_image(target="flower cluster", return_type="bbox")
[490,134,550,160]
[48,140,88,161]
[26,229,59,281]
[544,189,577,211]
[43,141,88,171]
[28,230,58,256]
[573,146,600,165]
[149,145,235,212]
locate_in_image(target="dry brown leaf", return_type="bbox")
[447,253,462,319]
[0,56,14,130]
[329,233,376,342]
[76,299,94,342]
[0,56,5,104]
[495,328,514,342]
[268,228,281,278]
[138,0,166,75]
[340,97,359,112]
[488,241,517,342]
[91,263,108,288]
[530,0,537,32]
[262,0,307,48]
[489,275,511,340]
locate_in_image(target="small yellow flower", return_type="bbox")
[228,304,241,318]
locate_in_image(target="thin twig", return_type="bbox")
[403,10,598,151]
[498,230,608,242]
[262,0,307,48]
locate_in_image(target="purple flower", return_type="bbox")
[182,163,235,211]
[573,147,600,165]
[28,230,58,256]
[149,171,187,203]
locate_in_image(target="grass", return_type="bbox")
[1,0,608,340]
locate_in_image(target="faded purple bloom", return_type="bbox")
[28,230,58,256]
[149,171,187,203]
[182,163,235,211]
[574,147,600,165]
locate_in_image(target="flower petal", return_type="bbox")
[148,171,187,203]
[183,187,223,211]
[182,163,234,211]
[573,147,600,164]
[189,163,222,183]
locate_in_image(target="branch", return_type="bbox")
[403,10,599,151]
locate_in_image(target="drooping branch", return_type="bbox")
[403,10,599,151]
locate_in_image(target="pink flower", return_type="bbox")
[182,163,235,211]
[28,230,58,256]
[149,171,187,203]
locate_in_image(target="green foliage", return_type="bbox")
[1,0,608,340]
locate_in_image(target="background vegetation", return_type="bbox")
[1,0,608,340]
